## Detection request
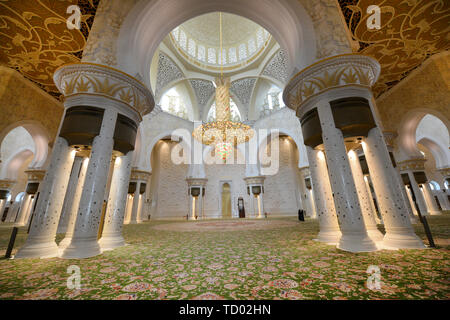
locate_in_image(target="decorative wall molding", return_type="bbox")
[54,63,154,119]
[284,54,380,113]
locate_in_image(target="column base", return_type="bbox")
[98,235,125,251]
[14,238,59,259]
[429,211,441,215]
[337,232,378,252]
[59,237,102,259]
[316,229,341,245]
[381,228,426,250]
[57,237,72,250]
[366,227,384,242]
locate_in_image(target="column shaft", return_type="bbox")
[99,151,133,250]
[422,183,440,215]
[15,137,75,258]
[15,194,32,227]
[57,156,84,233]
[348,150,384,241]
[129,181,141,224]
[407,171,428,216]
[362,127,424,249]
[317,103,376,252]
[306,147,341,244]
[61,109,117,259]
[58,157,89,250]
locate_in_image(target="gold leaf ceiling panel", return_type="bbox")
[0,0,98,97]
[338,0,450,97]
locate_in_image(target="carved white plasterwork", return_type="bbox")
[53,63,154,118]
[230,78,256,106]
[283,54,380,113]
[262,50,289,84]
[299,0,352,59]
[155,53,185,100]
[189,79,215,108]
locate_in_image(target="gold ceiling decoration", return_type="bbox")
[0,0,99,98]
[338,0,450,97]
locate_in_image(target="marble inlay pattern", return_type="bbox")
[262,50,289,84]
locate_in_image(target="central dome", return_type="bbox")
[170,12,271,71]
[181,12,261,47]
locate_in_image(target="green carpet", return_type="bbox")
[0,215,449,300]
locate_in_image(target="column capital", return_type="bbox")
[24,169,46,183]
[437,167,450,177]
[186,178,208,187]
[53,63,154,121]
[0,179,16,190]
[284,54,380,116]
[130,169,151,182]
[382,131,398,148]
[244,176,265,185]
[298,166,310,176]
[398,158,426,171]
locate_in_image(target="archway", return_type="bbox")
[117,0,317,90]
[396,109,450,162]
[221,182,232,218]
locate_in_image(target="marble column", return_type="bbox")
[15,137,76,258]
[406,171,428,216]
[61,109,117,259]
[57,156,84,233]
[306,147,341,244]
[244,177,265,219]
[348,150,384,242]
[405,186,419,216]
[299,167,317,219]
[99,151,133,250]
[364,175,382,224]
[186,178,207,220]
[0,200,6,221]
[15,194,32,227]
[58,157,89,250]
[362,127,425,249]
[129,181,142,224]
[422,183,440,215]
[317,103,376,252]
[124,194,133,224]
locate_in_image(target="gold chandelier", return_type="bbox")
[192,12,254,161]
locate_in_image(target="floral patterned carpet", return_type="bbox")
[0,214,449,300]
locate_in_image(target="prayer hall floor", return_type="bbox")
[0,214,449,300]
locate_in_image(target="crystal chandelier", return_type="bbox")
[192,13,254,161]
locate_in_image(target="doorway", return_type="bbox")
[221,183,232,219]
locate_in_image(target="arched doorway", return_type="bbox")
[221,182,232,218]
